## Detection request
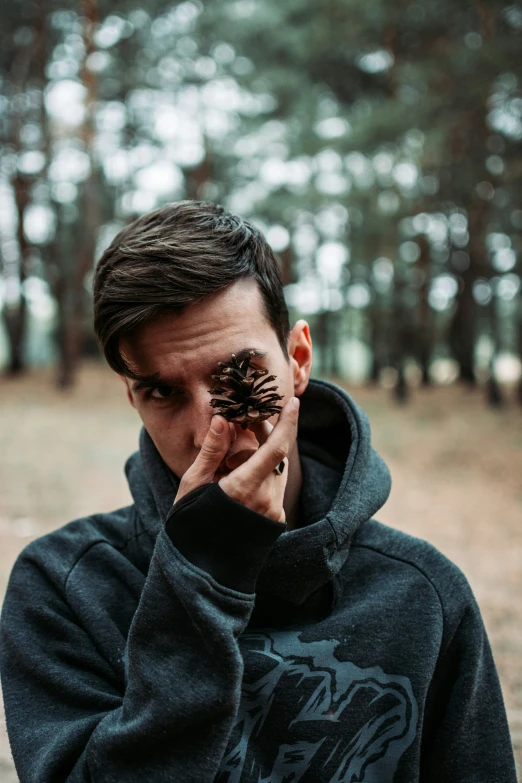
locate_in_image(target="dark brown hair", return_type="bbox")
[93,200,290,377]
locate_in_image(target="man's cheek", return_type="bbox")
[156,437,191,479]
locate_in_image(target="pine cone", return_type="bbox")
[208,350,284,429]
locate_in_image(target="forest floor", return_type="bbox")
[0,360,521,779]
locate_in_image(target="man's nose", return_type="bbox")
[192,387,242,448]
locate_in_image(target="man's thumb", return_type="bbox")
[192,416,229,478]
[175,416,230,503]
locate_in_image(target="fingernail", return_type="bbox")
[292,397,300,410]
[210,416,224,435]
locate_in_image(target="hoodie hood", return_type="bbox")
[125,378,391,606]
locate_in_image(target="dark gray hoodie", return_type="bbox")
[0,379,516,782]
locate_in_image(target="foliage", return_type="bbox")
[0,0,521,401]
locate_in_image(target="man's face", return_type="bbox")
[120,278,311,480]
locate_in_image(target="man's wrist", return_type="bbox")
[165,483,286,593]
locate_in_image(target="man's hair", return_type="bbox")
[93,200,290,377]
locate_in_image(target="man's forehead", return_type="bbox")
[119,279,277,385]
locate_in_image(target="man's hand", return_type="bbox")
[174,396,300,523]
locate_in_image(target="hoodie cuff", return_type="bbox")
[165,483,286,594]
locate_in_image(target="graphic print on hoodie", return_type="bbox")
[218,631,418,783]
[0,378,517,783]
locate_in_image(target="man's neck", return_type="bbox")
[283,442,302,531]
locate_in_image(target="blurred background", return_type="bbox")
[1,0,521,778]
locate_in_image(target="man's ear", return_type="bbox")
[119,376,136,409]
[287,319,312,396]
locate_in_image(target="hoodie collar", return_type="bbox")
[125,378,391,606]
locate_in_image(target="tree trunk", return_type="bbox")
[2,174,30,374]
[517,310,522,405]
[2,299,27,374]
[315,311,331,376]
[55,0,100,388]
[485,292,503,407]
[2,18,43,375]
[448,269,476,385]
[389,275,411,404]
[185,145,212,201]
[394,360,408,404]
[368,301,386,385]
[416,234,433,386]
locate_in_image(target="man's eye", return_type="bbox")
[149,386,182,400]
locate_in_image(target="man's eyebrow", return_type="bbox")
[230,347,268,366]
[130,348,268,392]
[131,372,165,392]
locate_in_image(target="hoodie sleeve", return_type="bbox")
[419,585,517,782]
[0,483,285,783]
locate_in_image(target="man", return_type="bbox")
[0,201,516,781]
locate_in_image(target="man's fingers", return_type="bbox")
[237,396,300,481]
[219,398,298,520]
[250,419,273,447]
[176,415,230,499]
[194,415,230,475]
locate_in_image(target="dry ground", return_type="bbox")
[0,361,521,779]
